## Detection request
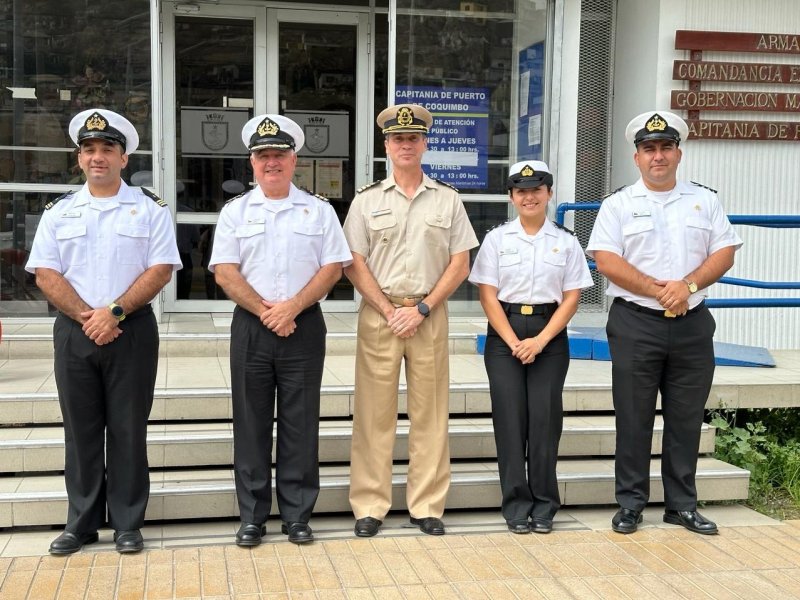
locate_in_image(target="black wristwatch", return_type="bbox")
[417,302,430,318]
[108,302,126,321]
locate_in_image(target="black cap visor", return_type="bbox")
[507,172,553,190]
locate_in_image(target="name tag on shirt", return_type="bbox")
[371,208,392,217]
[499,247,518,255]
[246,218,266,224]
[632,211,651,218]
[61,211,81,218]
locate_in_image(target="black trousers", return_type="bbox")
[606,301,716,512]
[484,313,569,522]
[230,304,325,524]
[53,307,158,534]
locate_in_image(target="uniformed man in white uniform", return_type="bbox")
[209,114,351,546]
[26,109,181,555]
[587,111,742,535]
[469,161,592,534]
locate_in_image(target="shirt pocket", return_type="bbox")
[292,223,324,263]
[424,213,452,249]
[116,224,150,265]
[234,223,265,263]
[543,251,567,268]
[685,216,712,264]
[55,225,87,267]
[622,219,655,258]
[499,251,521,268]
[368,212,398,249]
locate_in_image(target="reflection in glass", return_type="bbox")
[0,1,152,184]
[175,17,254,215]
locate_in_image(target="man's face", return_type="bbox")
[633,139,682,191]
[384,132,427,169]
[77,139,128,187]
[250,148,296,192]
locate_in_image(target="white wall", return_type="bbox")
[609,0,800,348]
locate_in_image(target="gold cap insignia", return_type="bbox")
[520,165,535,177]
[85,113,107,131]
[397,107,414,127]
[257,118,279,137]
[645,114,667,133]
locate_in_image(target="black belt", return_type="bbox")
[500,301,558,317]
[613,297,705,319]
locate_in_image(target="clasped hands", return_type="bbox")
[510,336,544,365]
[260,299,299,337]
[654,279,691,316]
[80,308,123,346]
[386,306,425,339]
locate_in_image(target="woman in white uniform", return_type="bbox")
[469,161,592,533]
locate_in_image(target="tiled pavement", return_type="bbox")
[1,507,800,599]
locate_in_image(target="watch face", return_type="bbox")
[418,302,430,316]
[111,305,124,317]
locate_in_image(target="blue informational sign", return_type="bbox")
[517,42,545,161]
[395,86,489,189]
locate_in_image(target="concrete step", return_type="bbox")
[0,331,482,360]
[0,417,718,473]
[0,457,749,527]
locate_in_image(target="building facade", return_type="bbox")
[1,0,798,348]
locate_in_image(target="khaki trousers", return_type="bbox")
[349,301,451,520]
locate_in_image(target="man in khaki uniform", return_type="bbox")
[343,104,479,537]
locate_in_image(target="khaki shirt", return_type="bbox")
[343,172,479,296]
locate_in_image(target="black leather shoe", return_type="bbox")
[281,522,314,544]
[410,516,445,536]
[530,518,553,534]
[235,522,266,547]
[507,521,531,534]
[612,508,643,534]
[663,510,718,535]
[114,529,144,553]
[48,531,99,555]
[354,517,382,537]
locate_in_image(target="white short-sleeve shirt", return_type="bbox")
[469,218,593,304]
[25,181,182,308]
[208,183,352,302]
[586,178,743,309]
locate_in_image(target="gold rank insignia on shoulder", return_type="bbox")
[300,187,329,202]
[141,187,167,207]
[690,181,718,194]
[645,113,667,132]
[224,191,247,205]
[45,191,74,210]
[357,180,382,193]
[520,165,534,177]
[432,178,459,192]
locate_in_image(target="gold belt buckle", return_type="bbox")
[664,309,677,318]
[402,298,417,307]
[521,305,534,315]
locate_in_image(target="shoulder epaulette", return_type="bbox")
[356,180,382,193]
[552,220,576,236]
[691,181,718,194]
[300,187,329,202]
[433,178,459,192]
[141,187,168,207]
[602,185,627,199]
[44,191,74,210]
[487,220,511,233]
[224,191,248,206]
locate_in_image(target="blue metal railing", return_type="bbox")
[555,202,800,308]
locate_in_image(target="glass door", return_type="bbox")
[162,3,265,310]
[267,9,370,309]
[162,4,368,312]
